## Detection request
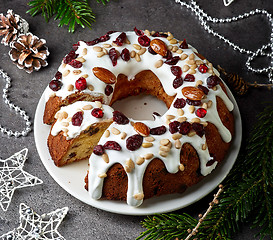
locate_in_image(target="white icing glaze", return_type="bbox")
[46,30,234,207]
[51,101,114,140]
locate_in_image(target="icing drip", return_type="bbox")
[46,31,234,207]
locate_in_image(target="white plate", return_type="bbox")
[34,88,242,216]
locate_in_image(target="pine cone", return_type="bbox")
[0,9,29,46]
[9,33,50,73]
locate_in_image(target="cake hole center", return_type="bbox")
[111,94,168,121]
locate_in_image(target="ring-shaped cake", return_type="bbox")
[43,29,234,207]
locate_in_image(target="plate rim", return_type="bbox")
[34,86,242,216]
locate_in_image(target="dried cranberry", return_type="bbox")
[179,121,191,135]
[68,59,82,68]
[198,64,208,73]
[113,111,129,124]
[171,66,182,77]
[184,74,195,82]
[107,30,116,35]
[169,121,180,134]
[72,111,83,126]
[104,141,121,151]
[138,35,150,47]
[152,32,168,38]
[49,80,62,91]
[148,46,157,55]
[163,50,172,60]
[150,125,167,135]
[113,32,126,46]
[134,27,144,36]
[85,38,100,46]
[91,108,104,118]
[173,77,183,89]
[99,33,110,42]
[121,48,130,61]
[165,56,180,65]
[186,99,201,106]
[63,50,78,64]
[109,48,118,66]
[93,145,105,155]
[75,77,87,90]
[55,71,62,80]
[173,98,186,108]
[105,85,113,96]
[198,85,209,95]
[72,42,80,51]
[126,134,143,151]
[179,39,188,49]
[196,108,207,118]
[207,75,220,89]
[192,122,205,137]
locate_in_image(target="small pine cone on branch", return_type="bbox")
[0,9,29,46]
[9,33,50,74]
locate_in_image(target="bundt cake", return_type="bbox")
[44,28,234,207]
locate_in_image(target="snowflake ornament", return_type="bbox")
[223,0,234,6]
[0,148,43,211]
[0,203,69,240]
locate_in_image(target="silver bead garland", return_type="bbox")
[175,0,273,83]
[0,68,31,137]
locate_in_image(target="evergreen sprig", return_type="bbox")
[138,104,273,240]
[27,0,110,32]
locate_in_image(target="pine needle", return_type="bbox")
[27,0,110,32]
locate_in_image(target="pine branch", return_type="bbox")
[137,214,198,240]
[138,104,273,240]
[27,0,110,32]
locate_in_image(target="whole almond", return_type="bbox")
[133,122,150,137]
[182,86,205,101]
[150,39,168,57]
[92,67,116,84]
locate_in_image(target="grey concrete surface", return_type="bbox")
[0,0,273,239]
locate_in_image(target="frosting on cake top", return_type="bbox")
[47,29,234,207]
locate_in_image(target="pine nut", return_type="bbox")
[98,173,107,178]
[82,105,93,110]
[67,84,74,91]
[172,133,182,140]
[104,130,110,138]
[144,136,155,142]
[82,48,87,55]
[93,46,102,52]
[133,44,141,50]
[102,153,109,163]
[155,60,163,68]
[120,132,127,139]
[111,127,120,135]
[136,157,145,165]
[63,69,70,77]
[160,139,170,146]
[175,139,182,149]
[142,142,153,148]
[144,153,154,160]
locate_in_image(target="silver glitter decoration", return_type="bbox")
[0,148,43,211]
[0,203,68,240]
[223,0,234,7]
[175,0,273,83]
[0,68,31,137]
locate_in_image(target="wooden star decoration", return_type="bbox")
[0,203,69,239]
[0,148,43,211]
[223,0,234,6]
